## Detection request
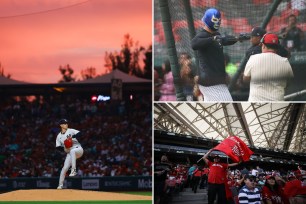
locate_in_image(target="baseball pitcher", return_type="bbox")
[56,119,83,189]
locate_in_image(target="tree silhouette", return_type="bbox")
[104,34,134,73]
[142,45,152,79]
[58,64,76,83]
[104,34,152,79]
[104,51,116,74]
[0,63,11,78]
[121,34,133,74]
[81,66,97,80]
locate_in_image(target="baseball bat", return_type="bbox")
[226,32,285,43]
[224,33,251,43]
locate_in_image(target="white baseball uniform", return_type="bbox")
[199,84,233,101]
[244,52,293,101]
[56,128,83,187]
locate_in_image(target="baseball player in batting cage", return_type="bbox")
[56,119,83,189]
[191,8,239,101]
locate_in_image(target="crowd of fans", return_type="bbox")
[154,155,306,204]
[0,95,152,178]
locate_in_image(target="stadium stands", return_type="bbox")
[0,96,152,178]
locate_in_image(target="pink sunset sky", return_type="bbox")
[0,0,152,83]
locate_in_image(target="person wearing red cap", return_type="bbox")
[283,174,306,204]
[235,27,290,101]
[202,149,240,204]
[261,175,287,204]
[243,33,294,101]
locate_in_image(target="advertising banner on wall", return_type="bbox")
[0,176,151,192]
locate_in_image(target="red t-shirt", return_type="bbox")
[207,160,228,184]
[193,168,203,177]
[224,179,233,200]
[262,186,283,204]
[203,168,209,175]
[227,179,237,187]
[284,179,306,197]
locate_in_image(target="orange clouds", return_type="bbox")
[0,0,152,83]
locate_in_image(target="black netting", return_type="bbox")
[154,0,306,100]
[155,0,306,64]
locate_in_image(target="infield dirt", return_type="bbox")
[0,189,151,201]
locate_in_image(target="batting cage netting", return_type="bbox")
[154,0,306,101]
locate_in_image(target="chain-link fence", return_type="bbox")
[154,0,306,101]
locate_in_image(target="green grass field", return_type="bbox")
[0,191,152,204]
[122,191,152,196]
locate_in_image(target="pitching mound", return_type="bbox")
[0,189,151,201]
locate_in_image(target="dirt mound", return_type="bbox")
[0,189,151,201]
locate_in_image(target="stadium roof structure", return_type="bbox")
[0,76,29,85]
[154,103,306,153]
[0,70,151,96]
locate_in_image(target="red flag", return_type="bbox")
[213,136,253,162]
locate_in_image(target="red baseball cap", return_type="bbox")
[266,175,275,180]
[261,33,279,45]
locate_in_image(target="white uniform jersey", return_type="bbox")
[244,52,293,101]
[56,128,82,152]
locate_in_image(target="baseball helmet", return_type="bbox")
[202,8,221,31]
[58,118,68,125]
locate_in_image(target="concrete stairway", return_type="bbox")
[170,187,208,204]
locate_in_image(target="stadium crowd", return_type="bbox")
[0,95,152,178]
[154,155,306,204]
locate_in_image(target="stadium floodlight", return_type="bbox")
[91,95,97,101]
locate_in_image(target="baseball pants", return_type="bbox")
[58,146,83,186]
[199,84,233,101]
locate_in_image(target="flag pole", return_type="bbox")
[197,157,203,163]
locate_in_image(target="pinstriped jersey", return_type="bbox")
[244,53,293,101]
[56,128,81,151]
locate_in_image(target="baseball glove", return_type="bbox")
[64,137,73,148]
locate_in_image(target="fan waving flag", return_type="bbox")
[213,136,254,162]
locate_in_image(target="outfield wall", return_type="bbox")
[0,176,152,192]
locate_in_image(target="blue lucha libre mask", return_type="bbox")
[202,8,221,31]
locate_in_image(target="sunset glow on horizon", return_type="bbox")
[0,0,152,83]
